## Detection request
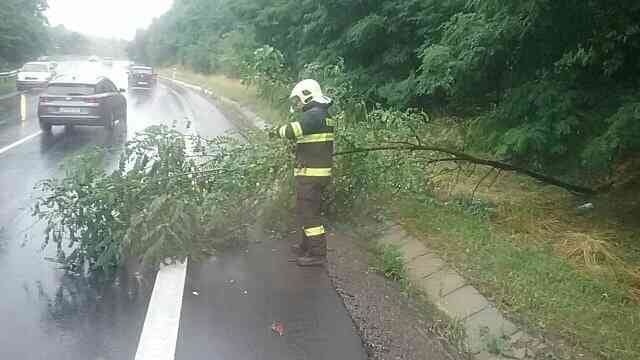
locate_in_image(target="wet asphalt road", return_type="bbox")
[177,239,365,360]
[0,61,365,359]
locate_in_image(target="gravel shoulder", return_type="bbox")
[326,229,466,360]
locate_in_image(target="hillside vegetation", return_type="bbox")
[129,0,640,184]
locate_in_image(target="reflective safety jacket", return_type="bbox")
[278,101,334,177]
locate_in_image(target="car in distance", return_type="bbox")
[88,55,100,62]
[38,75,127,132]
[128,65,157,91]
[16,62,57,91]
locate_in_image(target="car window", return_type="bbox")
[46,84,95,96]
[132,68,153,75]
[104,80,117,92]
[95,82,107,94]
[22,63,49,72]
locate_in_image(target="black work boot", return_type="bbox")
[295,254,326,267]
[290,236,309,256]
[296,237,326,267]
[290,243,306,256]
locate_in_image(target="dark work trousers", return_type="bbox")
[295,176,330,257]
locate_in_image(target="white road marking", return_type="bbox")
[0,131,42,156]
[135,259,188,360]
[20,94,27,121]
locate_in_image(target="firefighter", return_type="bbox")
[272,79,334,267]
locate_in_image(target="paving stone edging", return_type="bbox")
[378,224,546,360]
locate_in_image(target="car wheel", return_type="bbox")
[105,112,115,131]
[39,120,52,133]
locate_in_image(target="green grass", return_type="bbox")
[375,244,408,282]
[398,196,640,360]
[159,67,284,125]
[0,78,16,96]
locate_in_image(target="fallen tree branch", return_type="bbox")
[334,144,598,195]
[472,168,495,199]
[425,158,463,165]
[487,169,503,190]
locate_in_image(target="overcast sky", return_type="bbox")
[46,0,174,40]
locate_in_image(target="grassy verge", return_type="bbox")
[396,181,640,359]
[0,78,16,96]
[159,67,285,124]
[375,244,408,282]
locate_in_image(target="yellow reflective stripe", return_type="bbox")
[304,225,326,237]
[291,122,303,138]
[296,133,334,144]
[278,125,287,138]
[326,118,336,127]
[294,168,332,177]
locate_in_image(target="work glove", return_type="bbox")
[268,128,279,139]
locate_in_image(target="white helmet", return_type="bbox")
[290,79,332,105]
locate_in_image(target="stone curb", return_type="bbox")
[377,223,545,359]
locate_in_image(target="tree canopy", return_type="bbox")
[130,0,640,179]
[0,2,127,69]
[0,0,49,68]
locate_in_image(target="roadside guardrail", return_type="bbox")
[0,69,19,95]
[0,70,23,126]
[0,69,19,87]
[0,92,22,126]
[0,69,19,78]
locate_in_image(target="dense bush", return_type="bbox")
[0,0,49,66]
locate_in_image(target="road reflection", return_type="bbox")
[35,260,154,324]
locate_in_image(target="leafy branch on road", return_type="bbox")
[33,125,291,274]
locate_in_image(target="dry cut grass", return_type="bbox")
[430,167,640,303]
